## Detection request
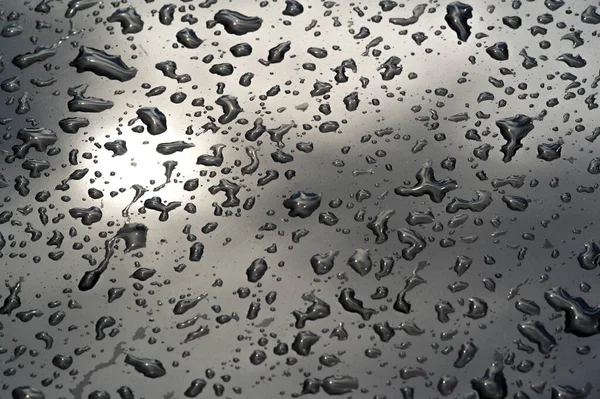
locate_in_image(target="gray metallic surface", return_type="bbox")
[0,0,599,398]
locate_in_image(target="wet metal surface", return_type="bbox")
[1,0,600,398]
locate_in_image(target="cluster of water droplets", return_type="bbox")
[0,0,600,398]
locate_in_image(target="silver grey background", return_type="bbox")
[0,0,599,398]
